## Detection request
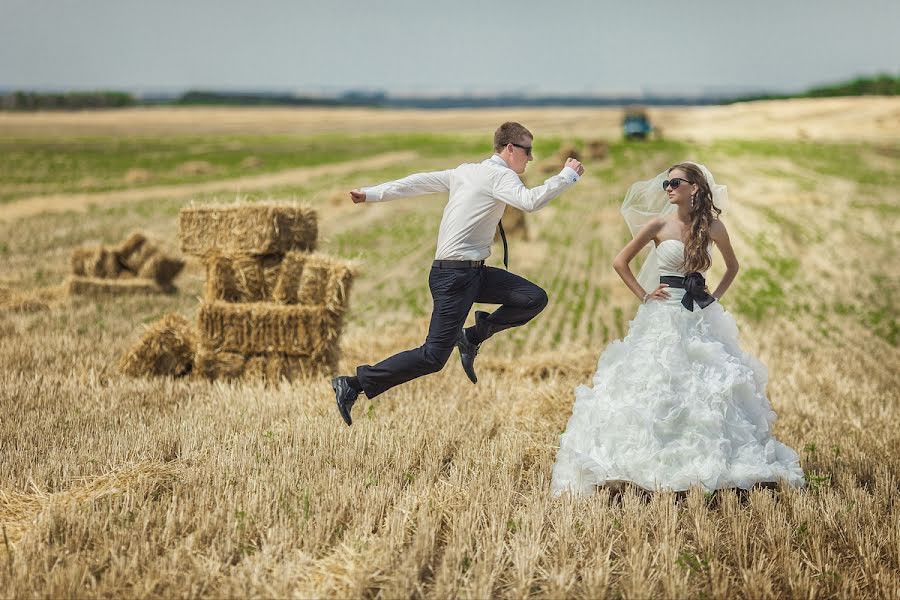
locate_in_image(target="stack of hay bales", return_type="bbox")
[66,232,184,297]
[181,202,354,383]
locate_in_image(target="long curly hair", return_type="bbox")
[670,163,721,273]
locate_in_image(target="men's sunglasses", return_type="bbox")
[662,177,692,190]
[511,143,533,157]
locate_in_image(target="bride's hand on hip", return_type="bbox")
[645,284,670,302]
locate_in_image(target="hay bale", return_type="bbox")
[586,139,609,160]
[194,349,246,380]
[65,276,165,297]
[138,254,185,286]
[176,160,218,176]
[70,246,121,278]
[198,301,344,355]
[272,253,355,312]
[556,142,582,162]
[179,202,317,256]
[114,232,149,264]
[123,168,154,183]
[119,314,196,378]
[121,241,158,273]
[194,349,337,382]
[205,254,283,303]
[495,207,528,242]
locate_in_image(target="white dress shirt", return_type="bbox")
[363,155,580,261]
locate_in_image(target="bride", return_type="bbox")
[550,162,805,496]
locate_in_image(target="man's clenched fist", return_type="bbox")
[565,158,585,176]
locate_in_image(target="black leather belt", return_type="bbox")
[432,260,485,269]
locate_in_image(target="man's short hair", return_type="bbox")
[494,122,533,152]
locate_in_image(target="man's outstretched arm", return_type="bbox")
[350,169,453,204]
[494,158,584,212]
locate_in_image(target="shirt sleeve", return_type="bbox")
[363,169,453,202]
[492,166,580,213]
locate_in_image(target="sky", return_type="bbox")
[2,0,899,96]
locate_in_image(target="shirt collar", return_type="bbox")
[489,154,513,170]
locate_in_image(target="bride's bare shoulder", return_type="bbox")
[709,218,729,239]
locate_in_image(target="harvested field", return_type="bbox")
[194,348,337,382]
[64,276,167,297]
[0,100,898,598]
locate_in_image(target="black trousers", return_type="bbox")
[356,265,548,398]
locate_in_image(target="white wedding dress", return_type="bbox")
[551,240,805,496]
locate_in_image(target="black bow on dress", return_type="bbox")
[680,272,716,312]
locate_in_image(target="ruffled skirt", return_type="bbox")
[551,294,805,496]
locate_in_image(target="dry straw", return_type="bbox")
[65,276,165,298]
[70,246,122,278]
[0,286,50,313]
[204,254,283,303]
[194,348,337,382]
[204,252,356,309]
[138,255,185,287]
[118,313,196,378]
[179,201,318,257]
[70,232,184,287]
[198,301,343,355]
[273,253,355,312]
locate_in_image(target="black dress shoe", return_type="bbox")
[331,376,360,426]
[456,327,481,384]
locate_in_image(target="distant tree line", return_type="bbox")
[3,73,897,111]
[0,90,136,110]
[174,90,387,107]
[728,73,899,103]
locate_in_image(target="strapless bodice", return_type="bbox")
[656,239,708,277]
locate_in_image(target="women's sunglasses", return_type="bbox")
[662,177,692,190]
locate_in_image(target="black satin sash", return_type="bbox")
[659,273,716,312]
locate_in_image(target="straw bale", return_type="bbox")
[495,207,528,242]
[115,232,148,258]
[297,263,330,306]
[0,287,50,313]
[65,276,165,297]
[71,246,121,278]
[586,139,609,160]
[272,253,355,312]
[138,254,185,286]
[179,202,318,256]
[324,263,354,315]
[121,241,158,273]
[556,142,582,162]
[119,314,196,378]
[271,252,306,304]
[194,349,337,382]
[204,254,282,303]
[194,349,246,380]
[123,168,154,183]
[198,301,344,355]
[176,160,218,175]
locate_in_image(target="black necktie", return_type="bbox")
[498,220,509,270]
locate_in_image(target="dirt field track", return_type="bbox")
[0,98,898,598]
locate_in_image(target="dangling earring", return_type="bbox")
[690,192,696,208]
